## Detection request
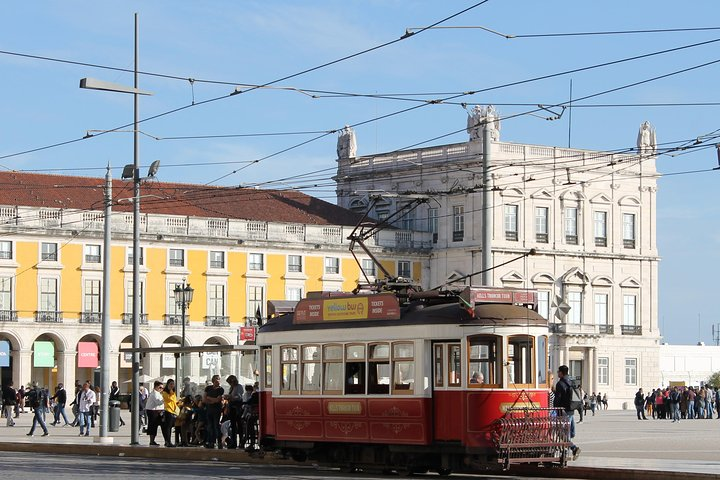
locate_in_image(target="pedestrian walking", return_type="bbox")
[553,365,580,460]
[78,382,96,436]
[50,383,70,426]
[25,382,49,437]
[2,381,16,426]
[145,381,165,446]
[634,388,647,420]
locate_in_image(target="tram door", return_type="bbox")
[432,342,463,441]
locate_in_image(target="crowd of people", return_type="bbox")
[0,374,260,449]
[634,385,720,421]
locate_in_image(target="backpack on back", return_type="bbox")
[26,388,40,408]
[568,378,583,411]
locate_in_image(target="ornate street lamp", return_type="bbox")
[174,280,194,381]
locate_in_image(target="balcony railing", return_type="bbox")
[84,255,101,264]
[164,314,189,326]
[599,324,614,334]
[549,323,599,336]
[121,313,149,325]
[0,251,12,260]
[624,239,636,249]
[79,312,101,324]
[621,325,642,335]
[595,237,607,247]
[565,235,578,245]
[0,310,18,322]
[35,311,63,323]
[505,231,518,241]
[536,233,548,243]
[452,231,464,242]
[204,316,230,327]
[169,258,184,267]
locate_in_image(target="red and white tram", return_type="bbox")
[256,286,570,474]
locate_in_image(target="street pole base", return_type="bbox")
[94,436,114,444]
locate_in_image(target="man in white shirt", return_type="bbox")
[78,382,96,437]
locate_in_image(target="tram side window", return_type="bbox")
[281,346,299,393]
[302,345,321,393]
[508,335,534,385]
[537,335,548,386]
[448,343,461,387]
[434,345,444,387]
[392,342,414,394]
[263,348,272,389]
[368,343,390,394]
[323,344,343,393]
[345,344,366,395]
[468,335,499,387]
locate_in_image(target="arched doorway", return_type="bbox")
[118,334,151,395]
[32,333,65,389]
[0,332,20,387]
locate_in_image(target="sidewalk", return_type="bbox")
[1,409,719,478]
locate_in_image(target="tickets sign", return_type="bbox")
[294,293,400,324]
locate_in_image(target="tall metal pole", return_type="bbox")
[481,115,493,286]
[100,165,112,438]
[130,12,141,445]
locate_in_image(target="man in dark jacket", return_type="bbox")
[2,381,16,426]
[634,388,648,420]
[553,365,580,460]
[50,383,69,426]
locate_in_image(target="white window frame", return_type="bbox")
[127,246,144,266]
[0,277,12,311]
[126,280,146,315]
[397,260,411,278]
[623,213,636,248]
[537,290,550,320]
[324,257,340,275]
[209,250,225,269]
[84,244,102,264]
[504,204,519,241]
[452,205,464,240]
[207,284,226,317]
[594,211,607,242]
[0,241,12,260]
[286,286,303,301]
[564,207,578,243]
[624,358,637,385]
[594,293,608,325]
[249,253,265,271]
[287,255,303,273]
[567,291,582,324]
[41,242,58,262]
[83,279,101,314]
[169,248,185,268]
[247,284,265,325]
[623,294,637,326]
[39,277,58,311]
[535,207,548,242]
[598,357,609,385]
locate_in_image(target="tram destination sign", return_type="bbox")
[294,293,401,324]
[460,287,537,308]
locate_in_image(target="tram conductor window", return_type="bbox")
[468,335,499,387]
[345,344,366,395]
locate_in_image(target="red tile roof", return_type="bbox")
[0,171,361,226]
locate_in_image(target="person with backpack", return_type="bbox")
[634,388,648,420]
[25,382,49,437]
[552,365,580,460]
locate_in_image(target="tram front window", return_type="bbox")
[468,335,499,387]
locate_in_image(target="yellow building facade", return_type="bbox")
[0,173,430,390]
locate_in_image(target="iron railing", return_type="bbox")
[35,311,63,323]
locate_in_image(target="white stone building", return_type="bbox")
[335,110,661,408]
[660,343,720,387]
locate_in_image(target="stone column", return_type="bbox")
[58,350,76,388]
[14,350,32,386]
[590,347,598,395]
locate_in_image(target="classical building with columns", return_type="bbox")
[335,109,661,407]
[0,172,427,390]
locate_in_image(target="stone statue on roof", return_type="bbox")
[637,121,656,156]
[467,105,500,142]
[337,125,357,158]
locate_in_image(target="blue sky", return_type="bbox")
[2,1,719,345]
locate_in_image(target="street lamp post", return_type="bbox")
[173,280,193,381]
[79,13,152,446]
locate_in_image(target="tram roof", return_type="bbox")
[259,302,546,334]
